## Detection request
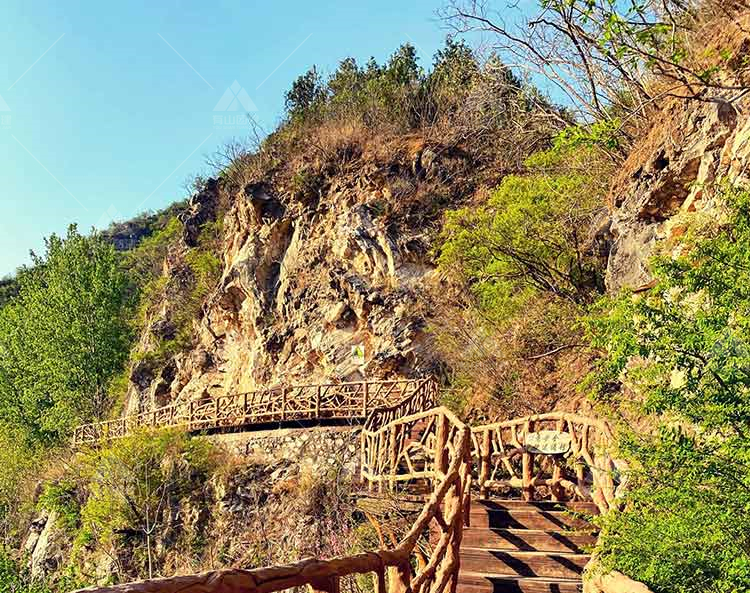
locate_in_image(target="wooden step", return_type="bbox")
[460,549,588,579]
[458,572,583,593]
[469,506,592,531]
[474,500,599,513]
[462,528,595,553]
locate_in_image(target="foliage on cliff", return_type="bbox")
[434,141,611,417]
[0,277,18,308]
[445,0,750,138]
[284,38,556,150]
[439,145,606,313]
[588,183,750,592]
[219,38,563,205]
[0,549,81,593]
[71,430,220,580]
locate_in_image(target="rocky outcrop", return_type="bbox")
[604,11,750,292]
[124,143,471,413]
[606,96,750,292]
[23,510,66,579]
[584,570,654,593]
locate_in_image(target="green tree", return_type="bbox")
[77,430,219,580]
[427,39,479,106]
[285,66,326,118]
[0,225,133,445]
[588,183,750,592]
[438,147,605,317]
[0,276,18,308]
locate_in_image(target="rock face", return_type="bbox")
[604,11,750,293]
[23,511,65,579]
[606,96,750,292]
[191,180,430,395]
[125,143,471,412]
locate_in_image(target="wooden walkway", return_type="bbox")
[72,378,436,446]
[72,379,623,593]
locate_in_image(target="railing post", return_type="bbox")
[389,561,412,593]
[379,432,386,494]
[315,385,321,417]
[360,430,367,487]
[388,425,398,492]
[375,567,387,593]
[214,397,220,427]
[551,418,564,502]
[281,387,287,421]
[435,412,449,485]
[480,429,491,500]
[522,419,535,502]
[308,575,341,593]
[188,400,194,431]
[363,381,369,417]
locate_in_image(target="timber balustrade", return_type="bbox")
[72,378,435,446]
[71,378,625,593]
[470,412,620,514]
[73,406,473,593]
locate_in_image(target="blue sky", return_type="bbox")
[0,0,458,276]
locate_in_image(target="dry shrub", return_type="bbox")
[191,448,366,577]
[640,4,750,109]
[429,293,593,421]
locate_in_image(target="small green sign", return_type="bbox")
[352,344,365,365]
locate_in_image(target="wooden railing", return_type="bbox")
[363,381,437,431]
[471,412,618,514]
[73,378,435,446]
[73,407,472,593]
[71,377,623,593]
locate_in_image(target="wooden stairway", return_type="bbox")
[457,499,597,593]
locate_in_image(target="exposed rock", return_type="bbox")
[23,511,49,557]
[606,96,750,292]
[25,511,65,580]
[123,147,470,411]
[180,179,220,247]
[584,569,654,593]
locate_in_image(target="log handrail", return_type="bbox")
[72,406,473,593]
[72,378,435,447]
[363,379,437,431]
[70,378,624,593]
[470,411,620,514]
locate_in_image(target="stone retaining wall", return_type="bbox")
[205,426,360,474]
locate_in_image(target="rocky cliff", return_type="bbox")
[124,139,480,413]
[124,10,750,416]
[604,12,750,292]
